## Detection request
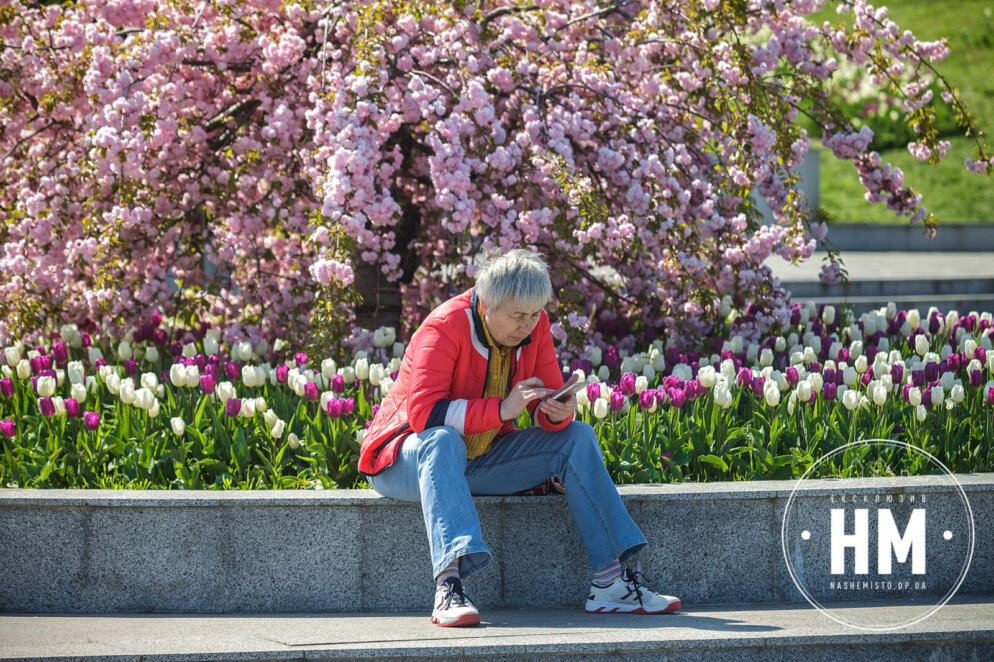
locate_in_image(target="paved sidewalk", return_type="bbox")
[1,597,992,661]
[765,252,994,283]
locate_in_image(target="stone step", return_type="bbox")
[1,597,992,661]
[777,292,994,317]
[783,277,994,300]
[820,223,994,252]
[2,474,992,614]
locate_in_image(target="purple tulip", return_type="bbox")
[737,368,752,388]
[276,365,289,384]
[224,361,238,380]
[94,358,107,370]
[390,370,399,380]
[52,342,69,366]
[304,382,319,402]
[609,390,626,412]
[604,346,620,371]
[929,315,941,335]
[295,352,308,366]
[124,358,137,376]
[924,362,940,382]
[912,369,925,388]
[785,367,799,386]
[225,398,241,418]
[586,383,601,404]
[342,398,355,415]
[30,356,44,375]
[977,348,987,365]
[922,389,933,407]
[620,372,636,396]
[970,370,983,388]
[0,378,13,398]
[200,375,216,395]
[660,451,672,463]
[860,373,871,387]
[790,308,801,325]
[0,419,15,438]
[371,404,381,419]
[81,332,92,347]
[194,354,206,370]
[65,397,81,418]
[638,390,656,410]
[750,377,765,398]
[947,354,961,373]
[668,388,687,409]
[331,374,345,393]
[823,382,838,402]
[823,368,836,384]
[902,384,913,403]
[83,411,100,430]
[30,376,39,393]
[866,346,879,363]
[170,342,182,357]
[326,399,343,419]
[39,396,55,417]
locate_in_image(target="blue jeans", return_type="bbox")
[367,421,647,580]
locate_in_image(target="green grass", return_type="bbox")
[811,0,994,223]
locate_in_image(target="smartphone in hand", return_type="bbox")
[548,380,593,402]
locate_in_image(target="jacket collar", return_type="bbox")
[469,288,533,350]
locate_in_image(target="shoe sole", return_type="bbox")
[431,613,481,627]
[585,599,681,615]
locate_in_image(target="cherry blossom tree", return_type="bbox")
[0,0,988,356]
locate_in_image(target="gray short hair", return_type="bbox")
[475,249,552,312]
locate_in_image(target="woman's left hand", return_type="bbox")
[538,374,579,423]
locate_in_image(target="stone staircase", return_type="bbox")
[767,223,994,316]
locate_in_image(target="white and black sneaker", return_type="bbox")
[585,569,681,614]
[431,577,481,627]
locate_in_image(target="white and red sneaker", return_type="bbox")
[585,569,681,614]
[431,577,481,627]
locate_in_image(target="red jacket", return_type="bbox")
[359,288,573,476]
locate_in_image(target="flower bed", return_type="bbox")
[2,302,993,490]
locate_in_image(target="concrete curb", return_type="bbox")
[823,223,994,252]
[1,475,991,613]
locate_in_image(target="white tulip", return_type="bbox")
[823,305,836,325]
[239,398,256,418]
[148,398,160,418]
[355,358,369,381]
[714,383,733,409]
[872,384,887,406]
[321,358,338,380]
[842,389,860,411]
[254,397,267,413]
[760,348,773,367]
[809,373,824,393]
[235,341,254,362]
[940,371,954,391]
[931,386,944,406]
[51,396,65,416]
[787,390,797,415]
[855,355,868,374]
[169,363,185,387]
[597,365,611,381]
[731,335,743,354]
[774,336,786,352]
[16,359,30,380]
[204,335,220,357]
[946,310,959,330]
[140,372,158,391]
[592,397,609,419]
[369,363,385,386]
[287,430,300,448]
[576,388,590,407]
[117,341,133,360]
[373,327,389,348]
[36,375,56,397]
[797,381,813,403]
[181,342,196,358]
[790,351,805,366]
[908,387,922,407]
[951,384,965,404]
[67,360,86,385]
[1,364,10,379]
[916,404,927,422]
[119,379,136,405]
[215,381,235,403]
[266,417,284,439]
[134,387,155,410]
[764,383,780,407]
[71,382,87,403]
[4,345,22,366]
[697,366,717,388]
[642,363,656,382]
[142,346,158,363]
[105,372,122,395]
[170,417,186,435]
[589,346,602,367]
[184,364,200,388]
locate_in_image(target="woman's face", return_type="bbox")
[482,299,543,347]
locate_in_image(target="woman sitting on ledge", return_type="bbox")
[359,249,681,626]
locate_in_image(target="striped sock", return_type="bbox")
[435,558,460,586]
[592,559,622,588]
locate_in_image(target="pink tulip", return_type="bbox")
[0,419,15,438]
[65,397,82,418]
[83,411,100,430]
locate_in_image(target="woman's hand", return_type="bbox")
[500,377,552,423]
[538,372,579,424]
